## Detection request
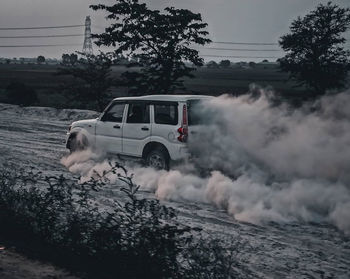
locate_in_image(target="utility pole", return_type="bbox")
[83,16,93,55]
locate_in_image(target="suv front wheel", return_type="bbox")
[145,148,169,170]
[68,134,88,153]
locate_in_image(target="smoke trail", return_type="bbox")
[189,88,350,183]
[61,89,350,234]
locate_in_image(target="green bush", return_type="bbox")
[5,81,38,106]
[0,163,248,278]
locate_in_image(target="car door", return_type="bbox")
[95,102,126,154]
[152,101,180,144]
[122,101,151,157]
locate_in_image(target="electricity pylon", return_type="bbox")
[82,16,93,55]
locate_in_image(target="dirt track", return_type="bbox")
[0,246,78,279]
[0,103,349,279]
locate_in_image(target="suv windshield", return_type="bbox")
[102,102,125,122]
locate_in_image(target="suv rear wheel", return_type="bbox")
[146,148,169,170]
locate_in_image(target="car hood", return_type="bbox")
[71,118,98,129]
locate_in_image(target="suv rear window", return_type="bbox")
[154,104,178,125]
[188,100,204,126]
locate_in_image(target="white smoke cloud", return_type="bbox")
[61,89,350,234]
[189,89,350,183]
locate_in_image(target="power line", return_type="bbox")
[0,34,84,38]
[211,41,350,47]
[92,25,107,30]
[0,25,84,30]
[0,44,81,48]
[198,47,282,52]
[200,54,280,59]
[212,41,279,46]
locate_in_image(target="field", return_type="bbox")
[0,103,349,278]
[1,63,349,278]
[0,63,306,108]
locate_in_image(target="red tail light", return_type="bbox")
[177,127,188,135]
[178,104,188,142]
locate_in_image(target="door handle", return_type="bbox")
[113,124,121,129]
[141,127,149,131]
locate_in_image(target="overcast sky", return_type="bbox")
[0,0,349,61]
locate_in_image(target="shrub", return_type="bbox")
[0,163,248,278]
[219,60,231,68]
[5,82,38,106]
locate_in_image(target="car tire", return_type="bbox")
[145,148,169,170]
[68,134,88,153]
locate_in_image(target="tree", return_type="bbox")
[249,61,256,68]
[207,61,219,68]
[279,2,350,97]
[37,55,45,64]
[69,53,78,66]
[219,60,231,68]
[113,54,129,65]
[61,53,78,66]
[90,0,210,95]
[57,52,114,111]
[62,54,70,65]
[6,82,38,106]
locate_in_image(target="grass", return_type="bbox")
[0,63,308,108]
[185,66,299,94]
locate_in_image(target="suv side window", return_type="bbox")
[154,104,178,125]
[127,102,150,124]
[101,103,125,122]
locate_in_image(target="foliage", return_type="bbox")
[0,163,246,279]
[57,52,114,111]
[279,1,350,97]
[219,60,231,68]
[5,81,38,106]
[249,62,256,68]
[113,54,129,65]
[62,53,78,66]
[37,55,46,64]
[90,0,211,95]
[206,61,219,68]
[185,238,251,279]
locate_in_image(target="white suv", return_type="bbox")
[66,95,212,169]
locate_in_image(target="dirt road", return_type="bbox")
[0,246,78,279]
[0,103,349,278]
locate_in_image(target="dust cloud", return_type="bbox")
[61,88,350,234]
